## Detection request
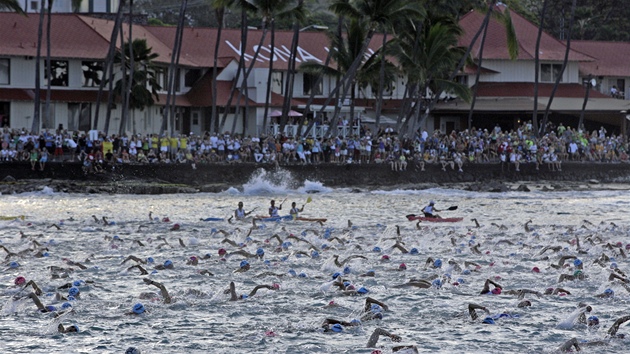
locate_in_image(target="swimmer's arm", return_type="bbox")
[121,255,146,265]
[553,288,571,295]
[558,255,577,266]
[229,250,255,258]
[364,297,389,312]
[558,338,580,352]
[393,242,409,254]
[518,289,543,299]
[127,264,148,275]
[424,257,434,269]
[228,281,238,301]
[468,303,489,320]
[367,328,401,348]
[143,278,172,304]
[24,280,43,296]
[221,238,239,247]
[607,315,630,337]
[464,261,480,269]
[28,292,46,311]
[248,284,276,297]
[178,238,186,247]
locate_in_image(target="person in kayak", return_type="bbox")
[269,199,282,217]
[289,202,304,218]
[234,201,253,220]
[422,201,441,218]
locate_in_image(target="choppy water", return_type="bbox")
[1,170,630,353]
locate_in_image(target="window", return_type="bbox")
[0,102,10,128]
[82,61,104,87]
[45,60,69,87]
[156,67,167,89]
[540,63,563,83]
[271,71,283,94]
[30,1,39,11]
[302,73,322,96]
[0,59,9,85]
[185,69,202,87]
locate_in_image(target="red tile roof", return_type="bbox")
[458,4,594,62]
[572,41,630,77]
[473,82,608,98]
[0,88,110,102]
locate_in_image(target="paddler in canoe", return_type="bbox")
[423,200,441,218]
[290,197,327,223]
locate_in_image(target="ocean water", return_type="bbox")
[1,170,629,353]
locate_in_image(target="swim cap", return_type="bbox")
[532,267,540,273]
[265,330,277,337]
[281,241,291,249]
[357,287,369,294]
[288,269,297,276]
[462,269,471,275]
[164,260,173,268]
[45,305,57,312]
[311,251,319,258]
[256,248,265,256]
[626,244,630,250]
[61,302,72,309]
[343,266,351,274]
[365,270,376,276]
[611,262,618,269]
[372,246,381,253]
[491,288,502,295]
[432,279,442,288]
[371,304,382,313]
[218,248,227,256]
[332,272,341,279]
[42,252,50,257]
[433,259,442,268]
[113,235,120,240]
[346,285,356,290]
[573,259,582,267]
[588,316,599,325]
[272,283,280,290]
[211,228,217,234]
[125,347,141,354]
[482,317,495,324]
[67,296,76,301]
[298,272,307,278]
[321,244,328,249]
[350,319,361,326]
[240,260,249,268]
[604,288,614,296]
[146,257,154,264]
[409,248,419,255]
[457,278,465,284]
[430,200,435,205]
[381,255,390,260]
[343,281,351,287]
[73,280,83,287]
[241,294,248,299]
[14,276,26,286]
[263,260,271,265]
[9,261,19,268]
[68,287,80,297]
[280,256,288,262]
[132,303,145,314]
[574,270,583,277]
[373,312,383,320]
[331,323,343,332]
[399,263,407,270]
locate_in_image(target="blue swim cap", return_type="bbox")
[125,347,141,354]
[211,228,217,234]
[256,248,265,256]
[241,294,248,299]
[113,235,120,240]
[373,312,383,320]
[573,259,582,266]
[457,278,465,284]
[45,305,57,312]
[263,260,271,265]
[43,252,50,257]
[350,319,361,326]
[482,317,495,324]
[295,253,302,258]
[432,279,442,288]
[288,269,297,276]
[164,260,173,268]
[343,266,351,274]
[332,272,341,279]
[73,280,83,287]
[9,261,19,268]
[604,288,614,296]
[371,304,382,313]
[462,269,471,275]
[301,231,307,236]
[611,262,618,269]
[280,256,288,262]
[434,259,442,268]
[373,246,381,253]
[282,241,291,249]
[443,273,451,279]
[68,287,80,297]
[610,257,616,262]
[321,244,328,249]
[132,303,145,314]
[67,296,76,301]
[410,248,419,255]
[298,272,307,278]
[246,236,253,242]
[366,270,376,276]
[357,287,369,294]
[343,281,351,287]
[311,251,319,258]
[61,302,72,309]
[331,323,343,332]
[151,270,158,275]
[146,257,154,264]
[240,260,249,268]
[588,316,599,325]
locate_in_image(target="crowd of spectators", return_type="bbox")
[1,120,628,174]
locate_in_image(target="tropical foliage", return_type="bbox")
[113,39,161,111]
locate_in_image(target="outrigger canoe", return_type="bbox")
[406,215,463,223]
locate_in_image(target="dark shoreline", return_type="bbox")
[1,161,630,194]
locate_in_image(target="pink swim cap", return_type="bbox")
[14,276,26,285]
[218,248,227,256]
[532,267,540,273]
[381,255,390,260]
[162,217,170,222]
[399,263,407,270]
[272,283,280,290]
[491,288,502,295]
[265,330,277,337]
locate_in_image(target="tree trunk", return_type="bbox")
[95,0,125,133]
[117,13,127,136]
[579,75,591,130]
[219,7,248,133]
[532,0,549,137]
[281,1,303,136]
[32,2,45,133]
[300,48,333,138]
[374,30,387,129]
[467,6,491,129]
[541,0,576,134]
[44,0,52,131]
[120,0,134,137]
[211,7,225,133]
[262,19,275,136]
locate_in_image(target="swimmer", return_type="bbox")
[234,260,251,273]
[558,315,630,351]
[225,281,279,301]
[479,278,502,295]
[142,278,172,304]
[366,328,402,347]
[58,324,79,333]
[154,260,174,270]
[121,255,148,265]
[333,254,368,267]
[127,264,149,275]
[544,287,572,296]
[558,270,587,282]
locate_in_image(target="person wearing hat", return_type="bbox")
[226,281,279,301]
[234,201,254,221]
[143,278,172,304]
[557,315,630,351]
[422,201,441,218]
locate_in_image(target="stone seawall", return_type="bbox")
[1,161,629,194]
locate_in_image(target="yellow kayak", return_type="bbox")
[0,215,25,221]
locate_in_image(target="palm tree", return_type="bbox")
[44,0,53,131]
[0,0,25,14]
[532,0,549,136]
[32,1,45,133]
[121,0,135,136]
[210,0,236,133]
[320,0,425,133]
[113,39,161,132]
